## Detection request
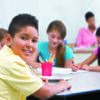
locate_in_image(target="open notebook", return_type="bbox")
[37,67,87,81]
[52,67,87,74]
[42,73,72,81]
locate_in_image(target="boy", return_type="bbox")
[0,14,71,100]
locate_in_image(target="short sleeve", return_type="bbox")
[65,46,73,61]
[76,28,83,47]
[6,62,43,97]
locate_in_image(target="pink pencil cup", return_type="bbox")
[41,62,53,76]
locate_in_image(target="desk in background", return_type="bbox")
[73,46,95,53]
[72,47,97,66]
[67,43,97,65]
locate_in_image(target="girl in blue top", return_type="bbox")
[38,20,73,67]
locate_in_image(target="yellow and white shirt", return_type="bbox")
[0,45,43,100]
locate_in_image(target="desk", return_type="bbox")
[57,71,100,96]
[49,71,100,100]
[27,69,100,100]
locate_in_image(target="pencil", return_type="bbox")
[48,54,55,63]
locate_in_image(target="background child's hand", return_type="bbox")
[82,64,90,70]
[72,64,81,71]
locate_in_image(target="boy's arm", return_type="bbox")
[33,80,71,99]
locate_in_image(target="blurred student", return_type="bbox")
[38,20,73,67]
[0,28,7,49]
[73,27,100,72]
[0,14,71,100]
[76,12,97,47]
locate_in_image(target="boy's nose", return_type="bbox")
[33,43,37,50]
[26,40,33,48]
[26,40,37,49]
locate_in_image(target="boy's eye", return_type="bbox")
[32,39,38,43]
[21,37,28,40]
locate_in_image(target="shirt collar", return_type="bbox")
[2,45,27,65]
[2,45,15,55]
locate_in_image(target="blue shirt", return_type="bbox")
[37,42,73,67]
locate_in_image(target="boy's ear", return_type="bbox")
[5,34,13,46]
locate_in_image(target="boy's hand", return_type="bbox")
[41,77,48,84]
[59,80,72,90]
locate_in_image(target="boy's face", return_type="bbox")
[48,30,63,48]
[9,26,38,60]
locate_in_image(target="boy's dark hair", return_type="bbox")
[96,27,100,66]
[85,12,94,21]
[0,28,8,41]
[8,14,38,37]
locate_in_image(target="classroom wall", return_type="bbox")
[0,0,100,43]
